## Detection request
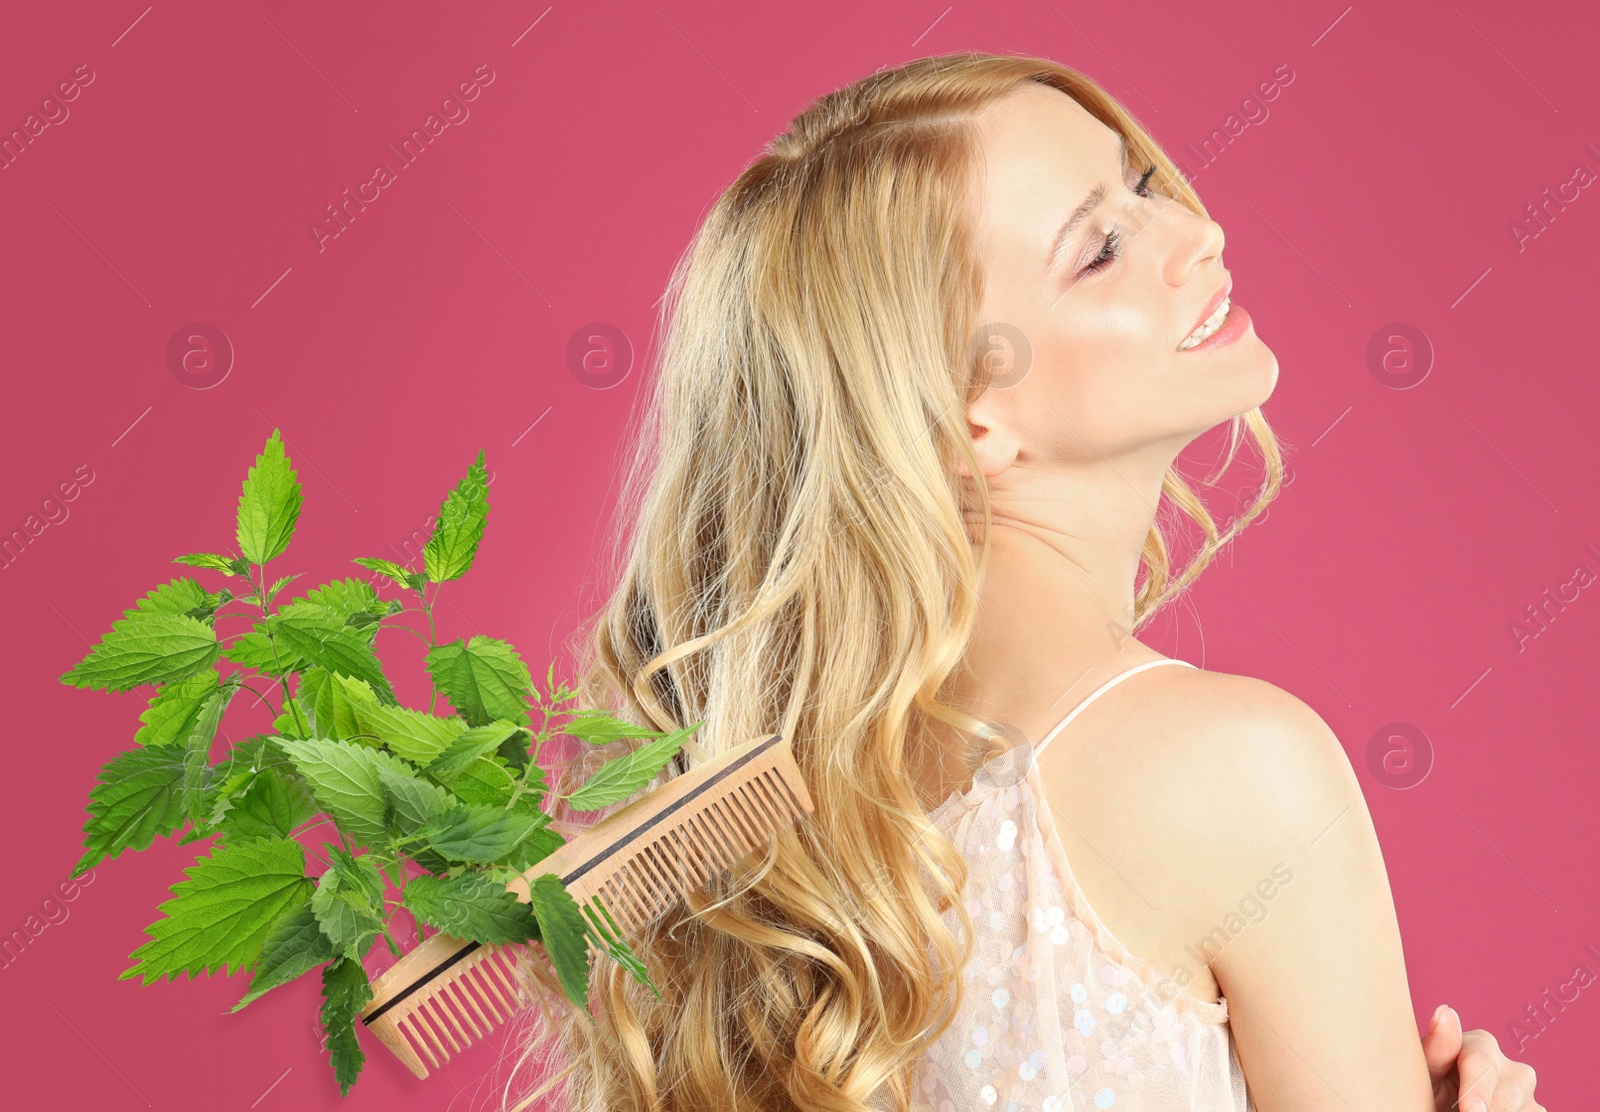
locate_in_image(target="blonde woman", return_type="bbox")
[508,52,1545,1112]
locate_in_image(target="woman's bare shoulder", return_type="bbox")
[1036,663,1369,946]
[1132,665,1369,918]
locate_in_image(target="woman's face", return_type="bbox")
[964,83,1278,473]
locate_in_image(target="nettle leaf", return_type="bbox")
[500,824,566,873]
[220,766,316,843]
[74,745,188,877]
[133,670,220,748]
[310,849,386,960]
[175,553,250,577]
[352,702,466,765]
[264,573,301,605]
[528,873,590,1009]
[561,708,663,745]
[182,676,244,826]
[430,753,526,809]
[119,836,313,984]
[277,737,423,846]
[297,668,380,744]
[221,626,303,675]
[403,872,540,945]
[415,804,546,864]
[425,720,521,776]
[583,895,659,999]
[301,577,391,630]
[424,636,531,728]
[352,557,425,594]
[236,429,303,565]
[270,603,397,704]
[124,578,210,619]
[273,698,310,740]
[231,905,336,1011]
[565,725,699,812]
[59,610,220,693]
[320,956,373,1097]
[378,767,457,836]
[422,450,489,583]
[182,587,234,626]
[201,766,256,830]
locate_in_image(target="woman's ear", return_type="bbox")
[956,391,1020,480]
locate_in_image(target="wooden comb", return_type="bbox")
[359,732,813,1078]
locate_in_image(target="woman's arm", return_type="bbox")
[1149,677,1433,1110]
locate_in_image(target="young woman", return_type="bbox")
[508,52,1544,1112]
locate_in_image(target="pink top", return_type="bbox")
[887,658,1254,1112]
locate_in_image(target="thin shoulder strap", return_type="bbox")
[1034,658,1196,759]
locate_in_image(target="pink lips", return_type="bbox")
[1180,278,1234,350]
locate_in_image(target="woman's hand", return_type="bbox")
[1422,1004,1545,1112]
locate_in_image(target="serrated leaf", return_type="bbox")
[499,823,566,872]
[320,956,373,1096]
[133,670,220,748]
[560,708,663,745]
[236,429,303,565]
[351,702,466,765]
[119,836,313,983]
[271,603,396,704]
[264,573,301,606]
[429,754,522,809]
[565,725,699,812]
[528,873,590,1009]
[422,450,489,582]
[297,668,380,744]
[425,720,521,776]
[377,767,457,836]
[231,905,336,1011]
[424,636,531,728]
[581,894,659,999]
[203,767,256,829]
[222,626,304,675]
[302,577,388,625]
[74,746,188,877]
[124,578,210,619]
[414,804,546,864]
[310,849,386,960]
[403,872,540,945]
[174,553,250,577]
[59,610,221,692]
[277,737,422,847]
[352,557,419,590]
[220,766,317,843]
[182,676,243,826]
[273,698,310,739]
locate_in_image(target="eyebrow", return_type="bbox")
[1045,132,1128,274]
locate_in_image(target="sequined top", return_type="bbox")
[885,658,1254,1112]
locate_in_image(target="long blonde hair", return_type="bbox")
[503,49,1284,1112]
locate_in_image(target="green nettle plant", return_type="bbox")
[61,430,694,1095]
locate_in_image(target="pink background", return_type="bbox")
[2,0,1596,1107]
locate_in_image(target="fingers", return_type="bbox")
[1485,1061,1538,1112]
[1420,1003,1463,1078]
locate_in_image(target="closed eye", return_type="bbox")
[1081,165,1158,275]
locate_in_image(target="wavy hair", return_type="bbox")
[501,49,1284,1112]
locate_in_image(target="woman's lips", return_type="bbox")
[1180,300,1252,353]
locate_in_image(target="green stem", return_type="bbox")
[254,565,310,740]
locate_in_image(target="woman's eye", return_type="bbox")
[1083,230,1121,274]
[1080,166,1157,275]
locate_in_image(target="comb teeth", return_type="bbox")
[584,769,806,932]
[359,734,814,1079]
[363,938,528,1077]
